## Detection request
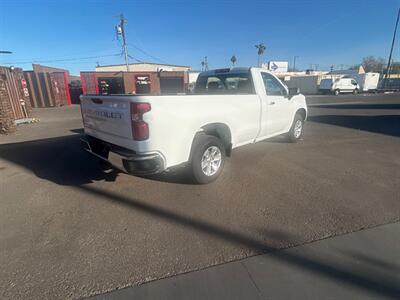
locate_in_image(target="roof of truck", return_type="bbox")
[199,67,252,76]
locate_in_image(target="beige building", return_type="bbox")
[95,62,191,72]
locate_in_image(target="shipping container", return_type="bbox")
[0,66,32,120]
[345,73,380,92]
[24,64,72,107]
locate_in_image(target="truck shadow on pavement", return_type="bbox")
[341,250,400,273]
[0,133,191,185]
[308,115,400,138]
[75,184,400,299]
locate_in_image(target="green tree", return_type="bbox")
[255,43,266,67]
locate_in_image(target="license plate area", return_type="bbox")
[108,151,126,171]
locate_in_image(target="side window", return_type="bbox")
[194,73,254,95]
[226,77,253,94]
[351,79,357,85]
[206,77,225,93]
[261,73,286,96]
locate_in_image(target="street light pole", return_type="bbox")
[293,56,299,71]
[383,7,400,88]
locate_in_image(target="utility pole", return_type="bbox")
[116,14,130,71]
[293,56,299,71]
[383,7,400,88]
[204,56,209,71]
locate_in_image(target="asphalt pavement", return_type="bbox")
[90,222,400,300]
[1,93,399,299]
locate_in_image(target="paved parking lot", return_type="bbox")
[1,93,399,299]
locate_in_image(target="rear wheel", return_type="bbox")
[287,113,304,143]
[334,89,340,96]
[190,134,226,184]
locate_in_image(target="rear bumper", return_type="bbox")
[81,136,165,175]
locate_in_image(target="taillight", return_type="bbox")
[131,102,151,140]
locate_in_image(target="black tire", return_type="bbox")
[353,88,359,95]
[190,134,226,184]
[334,89,340,96]
[287,113,304,143]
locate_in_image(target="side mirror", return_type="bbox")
[289,87,300,97]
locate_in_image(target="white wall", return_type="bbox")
[285,74,341,94]
[188,72,200,84]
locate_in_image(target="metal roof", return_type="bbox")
[97,62,191,68]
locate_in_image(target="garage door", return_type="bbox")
[160,77,183,94]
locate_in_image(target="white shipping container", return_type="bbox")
[346,73,380,92]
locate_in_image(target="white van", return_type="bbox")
[319,78,360,95]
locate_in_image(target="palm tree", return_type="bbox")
[255,43,266,67]
[230,55,237,66]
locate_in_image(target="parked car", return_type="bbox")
[80,67,308,184]
[319,78,360,95]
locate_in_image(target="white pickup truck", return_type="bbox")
[80,67,307,183]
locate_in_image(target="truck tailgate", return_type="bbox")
[81,96,132,140]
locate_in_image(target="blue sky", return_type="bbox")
[0,0,399,75]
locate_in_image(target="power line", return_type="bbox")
[127,54,144,63]
[1,53,121,65]
[128,44,168,64]
[0,48,121,62]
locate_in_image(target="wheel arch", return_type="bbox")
[190,123,233,159]
[296,108,307,121]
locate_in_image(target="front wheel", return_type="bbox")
[190,134,226,184]
[334,89,340,96]
[353,88,359,95]
[287,113,304,143]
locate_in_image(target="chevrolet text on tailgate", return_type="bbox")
[80,67,307,184]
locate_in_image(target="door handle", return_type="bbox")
[269,101,275,105]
